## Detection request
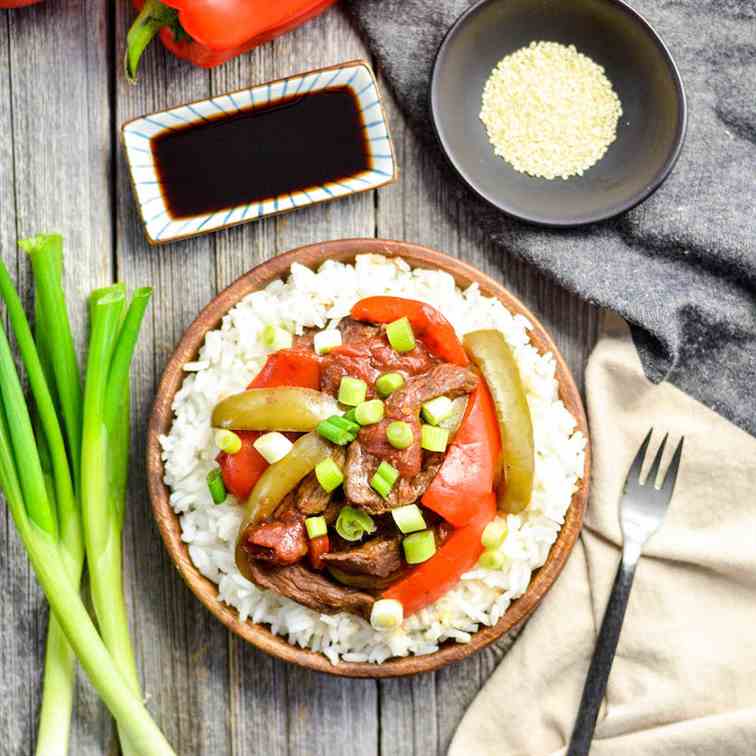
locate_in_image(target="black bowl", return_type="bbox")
[430,0,687,226]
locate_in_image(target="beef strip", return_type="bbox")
[241,508,308,566]
[321,534,402,578]
[344,441,444,514]
[338,317,380,344]
[320,329,438,397]
[358,418,422,477]
[294,446,347,515]
[245,561,375,618]
[385,363,479,418]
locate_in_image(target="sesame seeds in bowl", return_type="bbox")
[430,0,687,227]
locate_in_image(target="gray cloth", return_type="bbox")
[347,0,756,436]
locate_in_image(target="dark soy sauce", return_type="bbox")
[152,86,370,220]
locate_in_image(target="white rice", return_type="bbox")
[160,254,586,664]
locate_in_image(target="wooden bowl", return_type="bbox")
[147,239,590,677]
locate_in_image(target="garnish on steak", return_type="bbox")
[210,296,527,628]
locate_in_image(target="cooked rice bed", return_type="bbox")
[160,255,586,664]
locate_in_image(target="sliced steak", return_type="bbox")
[246,561,375,618]
[241,508,308,566]
[344,441,444,513]
[338,317,380,344]
[321,534,402,578]
[294,446,347,515]
[321,332,438,397]
[358,418,422,477]
[386,363,479,418]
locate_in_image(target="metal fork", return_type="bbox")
[567,429,685,756]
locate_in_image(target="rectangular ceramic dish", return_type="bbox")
[122,60,396,245]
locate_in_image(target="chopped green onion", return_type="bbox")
[335,506,376,541]
[421,424,449,452]
[316,419,355,446]
[481,519,508,550]
[344,407,358,423]
[329,414,360,433]
[338,376,368,406]
[305,515,328,539]
[370,598,404,630]
[207,469,226,504]
[421,396,453,426]
[253,431,293,464]
[260,324,293,351]
[214,429,241,454]
[391,504,426,534]
[315,457,344,493]
[375,372,405,398]
[375,460,400,486]
[386,420,413,450]
[386,317,416,353]
[355,399,385,426]
[478,549,508,570]
[371,460,400,498]
[402,530,436,564]
[313,329,342,355]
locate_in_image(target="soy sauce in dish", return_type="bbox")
[151,86,371,220]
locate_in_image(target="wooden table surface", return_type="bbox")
[0,4,598,754]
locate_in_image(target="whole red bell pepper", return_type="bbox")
[382,492,496,616]
[422,379,501,526]
[126,0,338,82]
[351,296,469,367]
[217,348,321,499]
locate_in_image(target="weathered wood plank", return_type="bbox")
[113,4,232,756]
[1,1,114,752]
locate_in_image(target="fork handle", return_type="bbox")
[566,547,640,756]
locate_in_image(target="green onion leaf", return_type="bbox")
[421,424,449,452]
[338,376,367,406]
[207,468,227,504]
[478,549,508,570]
[421,396,453,426]
[215,429,242,454]
[370,460,400,499]
[386,420,413,450]
[391,504,426,534]
[402,530,436,564]
[335,505,376,541]
[315,457,344,493]
[481,519,508,550]
[329,414,361,434]
[386,317,416,353]
[305,515,328,539]
[375,372,404,398]
[354,399,385,426]
[315,415,360,446]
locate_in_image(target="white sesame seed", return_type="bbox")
[480,41,623,180]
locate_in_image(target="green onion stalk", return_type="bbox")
[0,235,173,755]
[81,284,153,756]
[11,235,83,756]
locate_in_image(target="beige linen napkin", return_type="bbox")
[449,313,756,756]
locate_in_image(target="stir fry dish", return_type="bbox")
[208,296,535,631]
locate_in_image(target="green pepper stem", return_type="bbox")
[125,0,178,84]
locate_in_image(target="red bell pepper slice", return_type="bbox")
[217,349,321,499]
[246,349,321,390]
[0,0,42,6]
[127,0,337,79]
[422,379,501,526]
[350,296,469,367]
[308,534,330,571]
[217,430,267,501]
[382,493,496,616]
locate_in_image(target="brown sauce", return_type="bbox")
[151,86,370,220]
